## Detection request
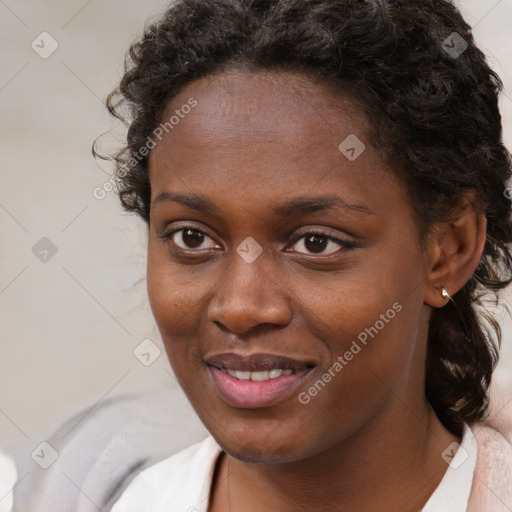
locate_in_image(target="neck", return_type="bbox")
[209,399,460,512]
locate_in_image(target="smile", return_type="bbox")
[205,352,315,409]
[221,368,294,381]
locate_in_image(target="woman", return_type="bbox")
[99,0,512,510]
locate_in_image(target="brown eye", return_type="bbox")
[289,231,352,256]
[303,234,328,253]
[160,227,219,251]
[181,228,205,248]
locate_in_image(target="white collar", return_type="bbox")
[421,422,478,512]
[112,423,477,512]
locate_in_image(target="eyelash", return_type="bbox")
[157,225,355,256]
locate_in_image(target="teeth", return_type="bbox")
[227,369,251,380]
[250,370,269,381]
[225,368,294,381]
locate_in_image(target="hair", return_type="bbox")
[94,0,512,434]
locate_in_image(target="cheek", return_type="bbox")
[146,242,216,380]
[147,255,178,333]
[290,300,421,455]
[296,244,425,403]
[146,244,195,359]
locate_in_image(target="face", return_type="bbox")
[147,70,431,464]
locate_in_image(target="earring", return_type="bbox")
[442,288,451,300]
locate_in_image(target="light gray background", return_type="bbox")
[1,0,512,464]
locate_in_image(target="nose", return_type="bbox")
[207,248,293,335]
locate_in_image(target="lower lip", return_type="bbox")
[208,366,312,409]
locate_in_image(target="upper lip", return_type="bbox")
[204,352,315,372]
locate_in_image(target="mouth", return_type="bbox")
[204,352,316,409]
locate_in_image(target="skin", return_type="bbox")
[146,70,487,511]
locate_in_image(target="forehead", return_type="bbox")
[155,70,367,150]
[148,70,401,216]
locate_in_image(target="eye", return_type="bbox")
[288,231,354,256]
[158,226,354,256]
[158,226,219,251]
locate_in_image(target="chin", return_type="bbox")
[223,444,306,465]
[210,426,315,465]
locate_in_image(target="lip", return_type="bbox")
[205,352,315,409]
[204,352,314,372]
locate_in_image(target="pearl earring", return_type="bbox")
[442,288,451,300]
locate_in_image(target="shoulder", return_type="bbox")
[13,389,208,512]
[467,385,512,512]
[111,435,222,512]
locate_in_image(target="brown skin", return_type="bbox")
[146,70,487,511]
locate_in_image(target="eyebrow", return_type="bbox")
[152,192,374,217]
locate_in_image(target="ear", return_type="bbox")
[424,193,487,308]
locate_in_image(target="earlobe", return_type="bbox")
[424,199,487,309]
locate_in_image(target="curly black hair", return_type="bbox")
[94,0,512,434]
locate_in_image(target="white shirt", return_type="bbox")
[423,422,478,511]
[112,423,477,512]
[0,452,17,512]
